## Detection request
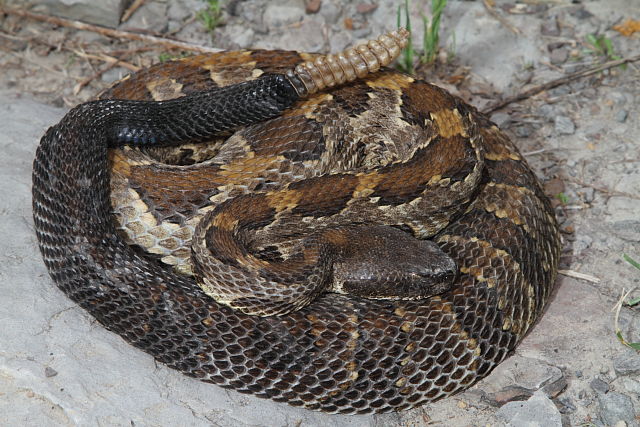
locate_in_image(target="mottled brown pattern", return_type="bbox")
[33,47,560,414]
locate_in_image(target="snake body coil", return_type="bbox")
[32,31,559,413]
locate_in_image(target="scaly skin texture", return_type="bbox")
[32,49,560,414]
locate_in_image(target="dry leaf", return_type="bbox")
[613,19,640,37]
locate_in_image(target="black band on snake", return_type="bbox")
[32,28,559,414]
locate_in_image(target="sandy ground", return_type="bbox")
[1,1,639,426]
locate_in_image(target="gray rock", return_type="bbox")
[496,391,562,427]
[580,187,596,203]
[516,124,535,138]
[32,0,129,28]
[591,378,610,394]
[225,24,255,48]
[491,112,511,128]
[240,0,268,31]
[615,377,640,397]
[167,0,195,22]
[613,350,640,377]
[550,47,569,65]
[612,220,640,242]
[597,392,637,426]
[573,234,593,255]
[554,115,576,135]
[257,17,326,52]
[263,4,305,29]
[538,104,557,120]
[550,84,571,97]
[319,0,343,25]
[44,366,58,378]
[557,397,577,414]
[101,67,130,84]
[616,109,629,123]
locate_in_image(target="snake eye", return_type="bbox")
[287,28,410,96]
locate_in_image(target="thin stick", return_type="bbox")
[121,0,146,23]
[0,7,221,54]
[482,0,521,35]
[564,177,640,201]
[72,50,140,72]
[483,53,640,113]
[558,269,600,284]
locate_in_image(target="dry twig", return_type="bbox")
[564,177,640,201]
[482,0,521,35]
[483,53,640,113]
[558,269,601,284]
[121,0,147,23]
[0,7,221,54]
[72,49,140,72]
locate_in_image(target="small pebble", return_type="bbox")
[615,110,628,123]
[305,0,322,14]
[557,397,577,414]
[490,112,511,128]
[571,7,594,19]
[356,3,378,14]
[579,187,595,203]
[554,115,575,135]
[572,234,593,255]
[515,124,534,138]
[44,366,58,377]
[575,370,583,378]
[550,48,569,65]
[538,104,557,120]
[590,378,610,394]
[550,85,571,97]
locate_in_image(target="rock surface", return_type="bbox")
[31,0,129,28]
[496,391,563,427]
